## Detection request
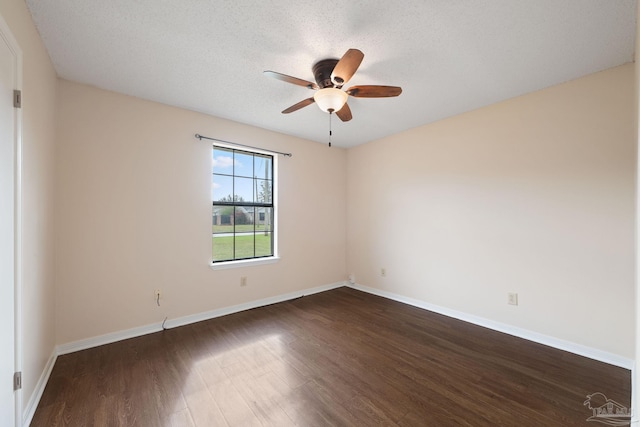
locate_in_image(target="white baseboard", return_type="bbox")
[56,323,161,356]
[347,282,634,370]
[22,348,57,427]
[57,281,345,356]
[37,282,342,423]
[163,281,343,330]
[28,279,630,425]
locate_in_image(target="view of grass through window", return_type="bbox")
[211,146,274,262]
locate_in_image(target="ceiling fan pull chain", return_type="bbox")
[329,111,332,147]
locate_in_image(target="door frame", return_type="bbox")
[0,11,23,427]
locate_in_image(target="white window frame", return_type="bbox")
[210,142,279,270]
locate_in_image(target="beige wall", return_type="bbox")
[0,0,58,419]
[347,64,636,358]
[55,80,347,345]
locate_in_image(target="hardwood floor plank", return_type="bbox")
[120,359,163,426]
[231,372,296,426]
[31,287,631,426]
[167,407,196,427]
[184,389,229,427]
[147,353,189,417]
[281,379,357,426]
[207,378,262,426]
[192,355,228,389]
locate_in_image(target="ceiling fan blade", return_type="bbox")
[282,97,315,114]
[346,85,402,98]
[331,49,364,87]
[336,103,352,122]
[264,71,319,90]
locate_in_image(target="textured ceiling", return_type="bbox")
[26,0,637,148]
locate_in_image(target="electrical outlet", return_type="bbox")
[348,274,355,284]
[508,292,518,306]
[381,268,386,277]
[240,276,247,287]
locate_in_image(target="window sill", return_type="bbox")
[209,256,280,270]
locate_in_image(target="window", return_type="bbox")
[212,145,274,263]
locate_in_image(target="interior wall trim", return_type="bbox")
[29,280,630,426]
[348,282,633,370]
[0,10,24,427]
[56,281,345,356]
[22,349,56,427]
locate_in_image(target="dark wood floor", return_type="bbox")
[31,287,630,426]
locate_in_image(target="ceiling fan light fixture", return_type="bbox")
[313,88,348,113]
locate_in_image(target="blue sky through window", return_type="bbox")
[212,147,272,202]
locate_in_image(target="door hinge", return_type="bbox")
[13,371,21,391]
[13,90,21,108]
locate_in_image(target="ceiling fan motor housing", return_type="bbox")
[313,59,340,88]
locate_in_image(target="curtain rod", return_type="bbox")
[195,134,292,157]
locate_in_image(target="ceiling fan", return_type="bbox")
[264,49,402,122]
